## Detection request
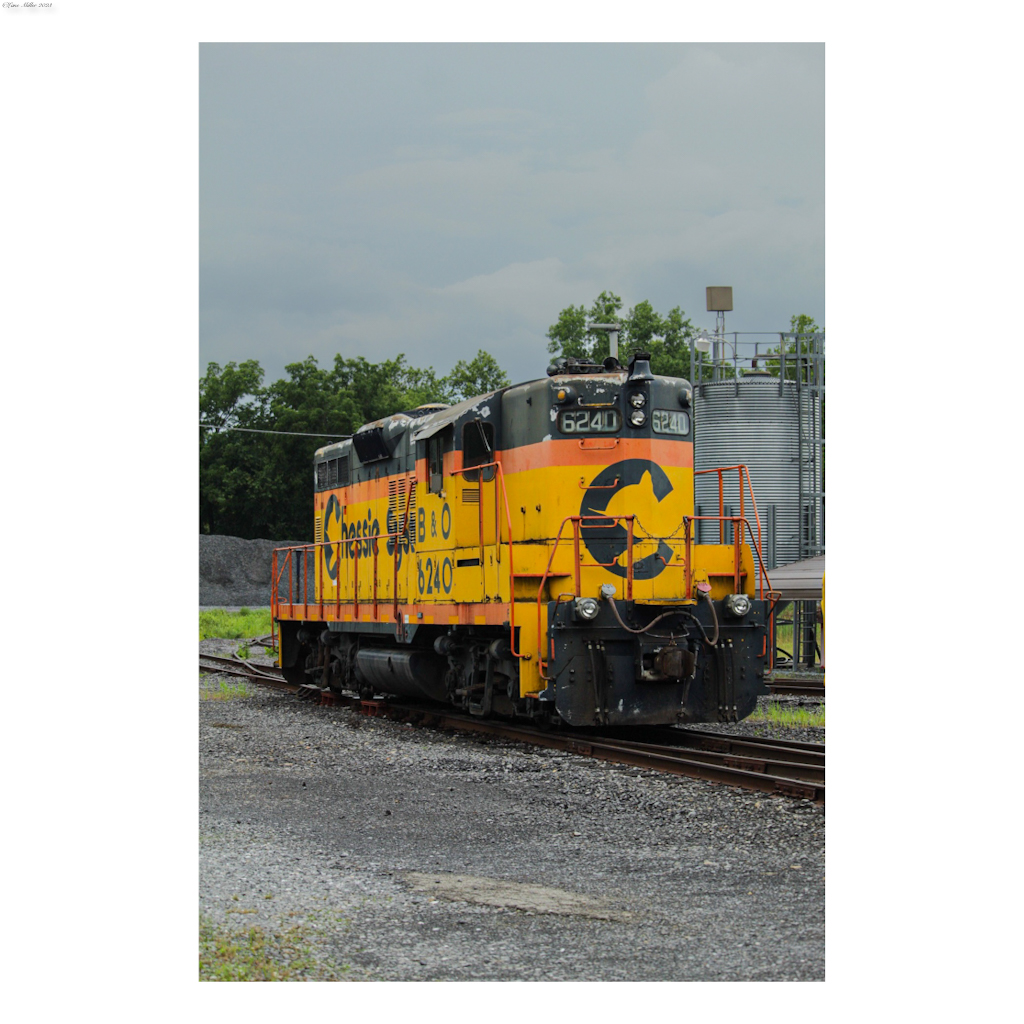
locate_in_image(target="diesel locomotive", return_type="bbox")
[272,352,774,727]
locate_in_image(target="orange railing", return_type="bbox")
[452,459,523,657]
[270,497,402,654]
[271,459,525,660]
[692,465,778,667]
[694,464,765,562]
[535,513,636,675]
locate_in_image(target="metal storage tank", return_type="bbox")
[693,369,823,585]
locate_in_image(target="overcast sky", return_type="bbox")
[200,43,824,386]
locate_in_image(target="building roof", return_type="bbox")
[768,555,824,601]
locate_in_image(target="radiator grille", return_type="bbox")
[388,476,416,534]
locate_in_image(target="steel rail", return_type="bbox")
[199,653,285,677]
[768,682,826,697]
[199,654,297,692]
[381,707,825,804]
[609,726,825,767]
[197,656,824,802]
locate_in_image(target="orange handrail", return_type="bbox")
[451,458,522,657]
[694,464,766,568]
[535,514,637,675]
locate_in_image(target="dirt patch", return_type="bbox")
[401,872,632,922]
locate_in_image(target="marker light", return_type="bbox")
[575,597,600,621]
[629,408,646,427]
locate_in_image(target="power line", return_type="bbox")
[199,423,352,439]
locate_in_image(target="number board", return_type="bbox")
[558,408,621,434]
[651,409,690,436]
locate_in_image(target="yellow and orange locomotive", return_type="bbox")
[272,353,773,726]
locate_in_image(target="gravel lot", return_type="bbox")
[200,638,825,981]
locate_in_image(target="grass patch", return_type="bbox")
[200,607,272,641]
[748,703,825,729]
[199,916,344,981]
[200,679,254,702]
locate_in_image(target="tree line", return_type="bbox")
[200,295,820,540]
[200,350,509,540]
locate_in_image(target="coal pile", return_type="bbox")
[200,534,309,607]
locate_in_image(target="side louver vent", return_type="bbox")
[388,476,417,534]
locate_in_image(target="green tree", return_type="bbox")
[199,359,267,428]
[546,292,699,378]
[545,290,626,362]
[766,314,824,380]
[200,348,512,540]
[445,350,511,402]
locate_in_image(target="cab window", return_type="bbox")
[462,420,495,482]
[428,432,446,493]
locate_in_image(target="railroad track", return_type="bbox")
[199,655,824,803]
[199,653,297,691]
[767,681,826,698]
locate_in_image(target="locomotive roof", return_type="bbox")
[313,387,519,460]
[407,387,515,443]
[313,357,686,462]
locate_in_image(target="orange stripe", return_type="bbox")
[498,437,693,474]
[275,600,513,626]
[315,438,691,508]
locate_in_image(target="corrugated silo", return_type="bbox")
[693,369,823,584]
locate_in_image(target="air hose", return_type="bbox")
[604,592,718,646]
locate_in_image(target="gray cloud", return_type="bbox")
[201,43,823,385]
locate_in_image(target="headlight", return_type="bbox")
[629,409,646,427]
[629,391,646,408]
[723,593,752,618]
[575,597,600,621]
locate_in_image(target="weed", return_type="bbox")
[201,680,253,702]
[748,703,825,729]
[199,916,341,981]
[200,608,272,641]
[237,643,251,660]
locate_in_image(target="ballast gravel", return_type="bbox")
[199,534,307,607]
[199,638,824,981]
